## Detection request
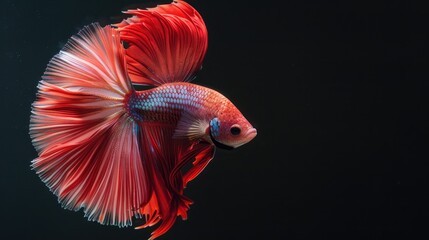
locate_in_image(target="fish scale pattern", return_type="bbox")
[127,83,215,122]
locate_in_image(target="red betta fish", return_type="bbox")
[30,1,256,239]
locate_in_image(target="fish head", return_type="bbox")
[208,102,257,149]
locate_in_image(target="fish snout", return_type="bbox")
[245,128,257,141]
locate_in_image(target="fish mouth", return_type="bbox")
[245,128,257,140]
[232,128,257,148]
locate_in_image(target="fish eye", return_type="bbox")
[230,125,241,135]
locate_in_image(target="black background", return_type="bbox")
[1,0,428,239]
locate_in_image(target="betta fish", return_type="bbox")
[29,1,256,239]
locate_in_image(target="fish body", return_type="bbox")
[126,82,256,147]
[30,1,256,239]
[126,83,219,123]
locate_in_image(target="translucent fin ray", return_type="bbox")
[30,23,151,227]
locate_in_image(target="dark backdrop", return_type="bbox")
[1,0,428,239]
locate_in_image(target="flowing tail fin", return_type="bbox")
[30,23,151,227]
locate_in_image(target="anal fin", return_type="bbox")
[134,121,214,239]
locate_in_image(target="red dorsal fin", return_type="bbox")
[114,0,208,86]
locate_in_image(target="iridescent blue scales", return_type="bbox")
[209,118,221,137]
[126,82,228,124]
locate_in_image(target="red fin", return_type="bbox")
[183,144,215,186]
[114,0,208,86]
[132,122,215,239]
[30,24,151,227]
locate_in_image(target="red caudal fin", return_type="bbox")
[29,23,152,227]
[113,0,208,86]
